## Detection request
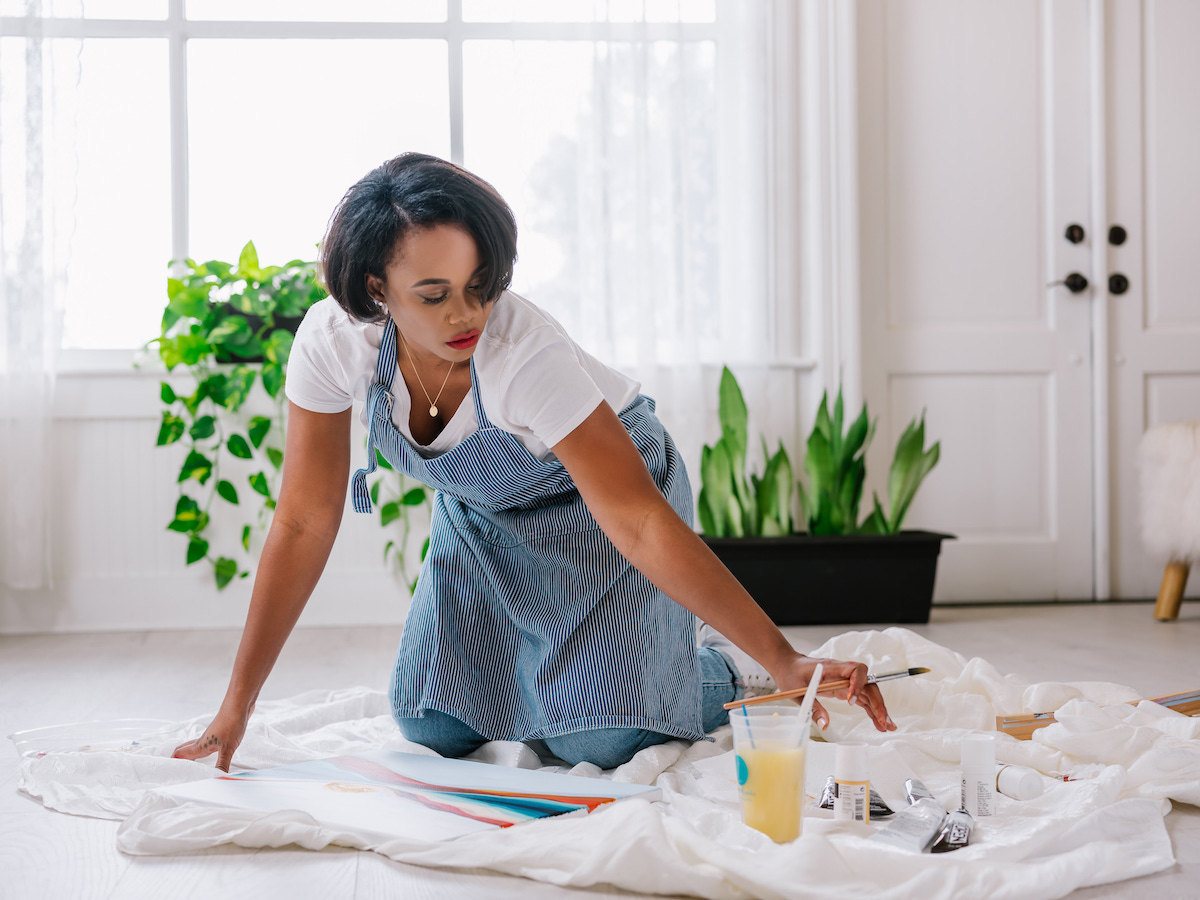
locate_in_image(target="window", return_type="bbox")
[2,1,776,366]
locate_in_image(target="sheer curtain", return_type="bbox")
[473,1,794,480]
[0,2,79,590]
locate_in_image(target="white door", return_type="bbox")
[1108,0,1200,600]
[857,0,1097,601]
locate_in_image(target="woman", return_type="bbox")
[174,153,894,772]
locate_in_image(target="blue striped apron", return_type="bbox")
[349,317,704,743]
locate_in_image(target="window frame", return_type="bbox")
[2,0,732,369]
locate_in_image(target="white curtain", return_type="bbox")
[0,3,79,590]
[495,0,795,482]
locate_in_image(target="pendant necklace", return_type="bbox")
[397,327,455,418]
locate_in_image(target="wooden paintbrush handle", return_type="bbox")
[723,678,853,710]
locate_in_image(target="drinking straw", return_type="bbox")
[794,663,825,733]
[741,702,755,749]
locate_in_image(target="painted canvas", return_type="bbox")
[162,748,661,842]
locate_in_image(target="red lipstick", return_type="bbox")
[447,330,480,350]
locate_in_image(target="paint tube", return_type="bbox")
[869,778,947,852]
[929,807,974,852]
[995,763,1044,800]
[817,774,895,818]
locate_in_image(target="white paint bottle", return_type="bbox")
[961,734,996,817]
[834,742,871,823]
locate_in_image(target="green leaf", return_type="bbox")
[716,368,755,525]
[196,373,229,409]
[167,284,211,320]
[248,471,271,497]
[241,525,251,551]
[159,332,210,370]
[813,392,832,443]
[261,363,284,398]
[400,487,427,506]
[156,413,185,446]
[214,557,238,590]
[227,434,253,459]
[216,479,239,505]
[222,368,256,411]
[717,367,748,459]
[206,314,253,348]
[383,540,395,563]
[189,415,216,440]
[374,448,394,471]
[831,387,845,460]
[795,479,810,531]
[756,442,793,535]
[380,501,401,527]
[699,441,734,536]
[186,537,209,565]
[167,277,185,301]
[236,241,262,281]
[697,496,717,536]
[858,496,888,535]
[167,494,202,533]
[264,329,295,366]
[177,450,213,485]
[248,416,271,448]
[844,405,871,460]
[369,479,382,506]
[266,447,284,470]
[420,536,430,560]
[160,381,177,404]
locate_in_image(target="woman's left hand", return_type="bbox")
[770,653,897,733]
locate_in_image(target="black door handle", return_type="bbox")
[1048,273,1089,293]
[1109,273,1130,295]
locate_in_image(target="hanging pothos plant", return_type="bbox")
[148,241,431,590]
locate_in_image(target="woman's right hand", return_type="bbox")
[172,701,253,772]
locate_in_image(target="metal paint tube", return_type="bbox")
[817,775,896,818]
[930,807,974,852]
[869,779,947,852]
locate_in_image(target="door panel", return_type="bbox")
[1109,0,1200,599]
[857,0,1095,601]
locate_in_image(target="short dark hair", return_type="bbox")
[319,153,518,322]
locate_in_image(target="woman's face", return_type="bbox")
[367,223,494,364]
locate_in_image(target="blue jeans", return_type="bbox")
[397,647,737,769]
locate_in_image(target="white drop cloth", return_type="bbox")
[15,628,1199,899]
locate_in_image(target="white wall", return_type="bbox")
[0,361,823,635]
[0,367,411,634]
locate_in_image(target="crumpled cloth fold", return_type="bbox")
[17,628,1198,900]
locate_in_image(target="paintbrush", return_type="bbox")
[723,667,931,710]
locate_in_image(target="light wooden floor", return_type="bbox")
[3,601,1198,900]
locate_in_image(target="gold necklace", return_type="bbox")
[397,327,455,418]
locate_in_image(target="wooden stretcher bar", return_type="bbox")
[996,688,1200,740]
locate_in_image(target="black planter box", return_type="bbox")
[702,530,954,626]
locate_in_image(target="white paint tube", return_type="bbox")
[869,778,948,852]
[995,763,1045,800]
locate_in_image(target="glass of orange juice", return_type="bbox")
[729,702,808,842]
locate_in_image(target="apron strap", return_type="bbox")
[349,316,400,513]
[469,357,495,429]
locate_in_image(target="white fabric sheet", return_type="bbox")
[16,628,1200,899]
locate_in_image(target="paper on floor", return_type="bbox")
[15,628,1199,900]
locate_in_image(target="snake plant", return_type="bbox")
[699,369,940,538]
[698,367,793,537]
[797,386,941,535]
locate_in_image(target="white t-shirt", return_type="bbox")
[285,291,641,460]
